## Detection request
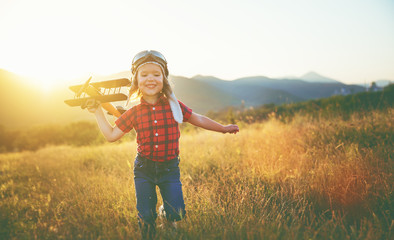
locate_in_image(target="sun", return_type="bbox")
[28,75,61,93]
[38,80,55,93]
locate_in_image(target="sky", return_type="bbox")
[0,0,393,89]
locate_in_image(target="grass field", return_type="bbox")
[0,110,393,239]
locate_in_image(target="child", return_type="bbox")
[87,50,239,238]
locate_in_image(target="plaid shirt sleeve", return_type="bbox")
[179,100,192,122]
[115,107,135,133]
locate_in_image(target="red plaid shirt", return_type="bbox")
[115,95,192,162]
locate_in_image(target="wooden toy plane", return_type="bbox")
[64,77,131,117]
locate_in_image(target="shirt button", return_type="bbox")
[152,107,155,110]
[155,133,158,136]
[155,145,158,148]
[154,120,157,124]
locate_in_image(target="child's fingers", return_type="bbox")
[84,99,100,113]
[87,106,98,113]
[225,124,239,134]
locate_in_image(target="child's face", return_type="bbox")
[137,63,164,99]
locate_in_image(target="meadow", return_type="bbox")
[0,109,393,239]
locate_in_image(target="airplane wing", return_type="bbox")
[65,77,131,117]
[69,78,131,93]
[64,93,128,107]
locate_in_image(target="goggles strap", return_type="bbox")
[134,61,165,76]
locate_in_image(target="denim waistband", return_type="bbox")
[136,154,179,168]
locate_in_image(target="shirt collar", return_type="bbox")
[140,94,167,106]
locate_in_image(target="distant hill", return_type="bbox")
[207,84,394,124]
[171,76,239,112]
[0,69,97,128]
[354,80,392,88]
[0,69,368,128]
[375,80,392,87]
[184,74,364,110]
[186,75,304,109]
[233,76,364,99]
[299,71,341,83]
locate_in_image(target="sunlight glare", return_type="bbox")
[29,76,59,93]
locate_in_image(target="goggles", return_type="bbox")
[132,50,167,65]
[131,50,169,77]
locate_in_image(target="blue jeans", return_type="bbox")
[134,154,186,226]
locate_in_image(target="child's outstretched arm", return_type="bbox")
[188,112,239,134]
[88,105,125,142]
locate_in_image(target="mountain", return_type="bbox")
[232,76,364,99]
[171,76,239,112]
[186,74,364,108]
[0,69,367,128]
[299,71,341,83]
[187,75,304,109]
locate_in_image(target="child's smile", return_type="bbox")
[145,83,158,89]
[137,63,164,103]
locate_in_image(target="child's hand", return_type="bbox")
[223,124,239,134]
[87,105,99,113]
[83,99,100,113]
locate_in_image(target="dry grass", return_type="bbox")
[0,110,393,239]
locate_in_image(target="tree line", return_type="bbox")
[208,84,393,124]
[0,121,135,153]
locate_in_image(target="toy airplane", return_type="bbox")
[64,76,130,117]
